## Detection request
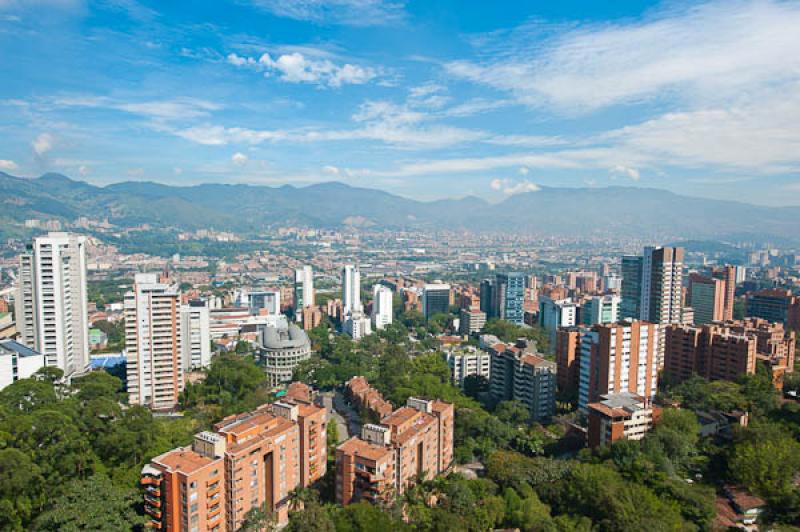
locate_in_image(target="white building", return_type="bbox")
[0,339,45,390]
[371,284,393,330]
[582,295,621,326]
[294,266,314,320]
[248,290,281,315]
[342,265,362,315]
[343,310,372,340]
[258,323,311,388]
[445,347,491,388]
[16,232,90,379]
[180,302,211,371]
[124,273,183,410]
[539,297,578,348]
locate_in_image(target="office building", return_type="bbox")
[16,232,90,378]
[688,273,727,325]
[587,392,660,448]
[371,284,393,330]
[582,295,621,326]
[620,246,684,324]
[249,290,280,315]
[494,272,526,325]
[336,394,454,506]
[479,279,495,318]
[578,320,659,411]
[746,289,800,330]
[489,343,556,423]
[459,307,486,335]
[0,339,45,391]
[342,265,362,316]
[664,319,795,386]
[422,283,451,319]
[258,323,311,387]
[539,297,578,348]
[125,273,183,410]
[294,266,314,320]
[141,392,327,530]
[180,301,211,372]
[445,346,491,388]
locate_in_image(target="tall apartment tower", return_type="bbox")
[539,296,578,349]
[180,300,211,372]
[494,272,526,325]
[578,320,659,411]
[16,232,89,378]
[342,265,362,315]
[712,265,737,321]
[371,284,393,330]
[294,266,314,320]
[125,273,183,410]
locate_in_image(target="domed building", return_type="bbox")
[258,323,311,387]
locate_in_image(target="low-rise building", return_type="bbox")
[336,396,454,506]
[489,341,556,423]
[346,376,393,421]
[258,323,311,388]
[0,339,45,390]
[445,346,491,388]
[587,392,660,448]
[459,308,486,336]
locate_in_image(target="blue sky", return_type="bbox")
[1,0,799,205]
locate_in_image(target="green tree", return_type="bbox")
[31,475,144,531]
[240,502,276,531]
[730,423,800,500]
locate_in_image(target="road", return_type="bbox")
[320,391,350,444]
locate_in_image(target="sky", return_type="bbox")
[1,0,799,205]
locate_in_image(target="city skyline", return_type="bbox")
[1,0,800,205]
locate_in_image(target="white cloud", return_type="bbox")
[52,95,220,120]
[232,152,248,166]
[610,165,640,181]
[227,51,378,88]
[518,166,529,176]
[78,164,89,176]
[490,178,540,195]
[245,0,405,26]
[0,159,18,170]
[447,1,800,113]
[322,165,340,175]
[32,133,53,156]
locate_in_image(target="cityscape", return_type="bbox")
[2,1,800,532]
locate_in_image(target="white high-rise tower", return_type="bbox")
[16,232,89,378]
[371,284,393,330]
[294,266,315,321]
[342,265,362,315]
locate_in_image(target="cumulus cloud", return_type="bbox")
[0,159,18,170]
[490,178,541,196]
[232,152,248,166]
[32,133,53,156]
[227,51,377,88]
[610,165,640,180]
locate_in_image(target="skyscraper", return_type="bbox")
[294,266,314,320]
[371,284,393,330]
[341,265,362,315]
[125,273,183,410]
[422,283,451,319]
[620,255,643,319]
[494,272,526,325]
[688,273,726,325]
[16,232,90,378]
[479,279,495,318]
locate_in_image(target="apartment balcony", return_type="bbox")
[144,506,162,519]
[146,519,163,529]
[144,495,161,508]
[141,475,162,487]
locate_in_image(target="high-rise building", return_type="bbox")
[555,327,583,397]
[746,289,800,330]
[141,390,327,530]
[180,301,211,372]
[494,272,526,325]
[620,255,643,319]
[688,273,727,324]
[294,266,314,320]
[249,290,281,315]
[488,343,556,423]
[578,320,659,411]
[16,232,90,378]
[336,394,454,507]
[371,284,393,330]
[422,283,451,319]
[479,279,495,318]
[712,265,737,321]
[125,273,183,410]
[582,295,621,326]
[539,296,578,348]
[342,265,362,316]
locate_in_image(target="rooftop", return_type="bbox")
[0,339,42,358]
[153,447,218,475]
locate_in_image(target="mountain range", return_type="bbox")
[2,171,798,242]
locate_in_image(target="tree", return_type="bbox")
[241,502,276,532]
[730,423,800,500]
[463,374,489,399]
[286,495,335,532]
[495,400,531,426]
[31,475,144,531]
[0,449,44,531]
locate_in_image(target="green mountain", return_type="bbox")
[2,171,798,242]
